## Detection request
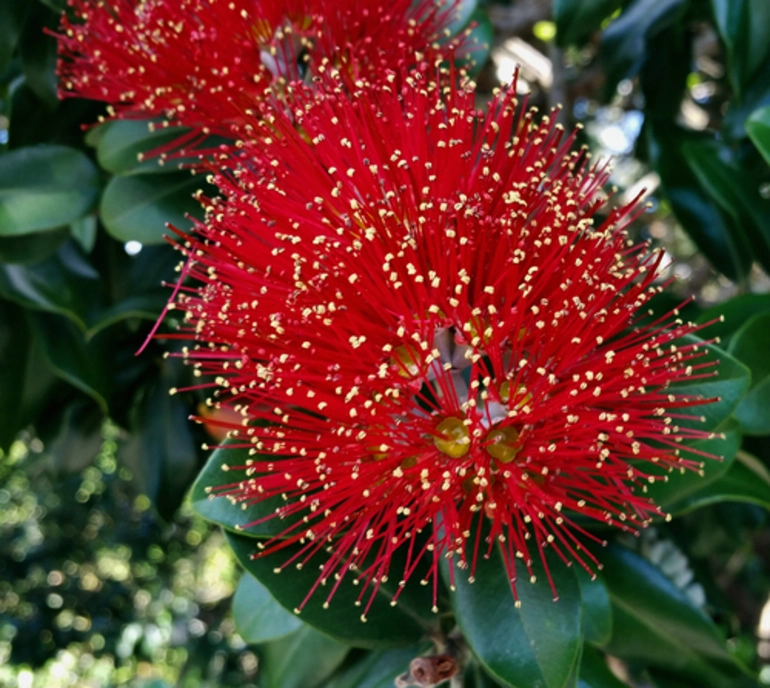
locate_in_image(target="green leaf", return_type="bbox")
[225,530,438,649]
[0,0,31,75]
[578,646,627,688]
[682,138,770,274]
[599,0,687,94]
[696,293,770,341]
[0,241,103,331]
[100,172,206,244]
[26,311,110,412]
[94,119,197,176]
[326,644,433,688]
[190,441,301,538]
[711,0,770,97]
[459,10,493,78]
[639,23,691,120]
[575,569,611,647]
[646,124,753,281]
[86,294,169,339]
[0,299,30,451]
[723,56,770,141]
[118,376,199,518]
[645,421,741,511]
[601,545,746,687]
[728,313,770,434]
[465,664,509,688]
[0,227,69,265]
[70,215,97,254]
[7,80,100,151]
[48,401,105,473]
[258,625,349,688]
[232,573,303,643]
[0,145,101,236]
[669,337,750,433]
[746,106,770,165]
[669,454,770,512]
[445,543,582,688]
[554,0,621,47]
[444,0,478,37]
[19,3,59,108]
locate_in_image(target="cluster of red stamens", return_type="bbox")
[57,3,718,616]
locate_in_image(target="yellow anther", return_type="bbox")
[434,417,471,458]
[485,425,521,464]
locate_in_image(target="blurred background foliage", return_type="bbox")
[1,0,770,686]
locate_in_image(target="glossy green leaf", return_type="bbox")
[226,530,438,649]
[100,172,205,244]
[669,337,750,433]
[696,293,770,341]
[601,545,746,687]
[645,421,741,511]
[7,80,100,151]
[48,401,105,474]
[722,56,770,141]
[94,119,196,176]
[0,146,101,236]
[26,311,110,412]
[86,294,169,339]
[465,664,508,688]
[0,0,30,74]
[646,124,753,281]
[190,442,301,538]
[0,227,69,265]
[19,3,59,108]
[70,215,97,254]
[326,644,432,688]
[258,624,349,688]
[747,106,770,166]
[118,376,198,518]
[445,544,582,688]
[575,569,611,647]
[711,0,770,97]
[682,138,770,273]
[639,23,691,120]
[599,0,687,94]
[459,10,493,78]
[0,242,103,331]
[554,0,621,47]
[443,0,478,40]
[669,454,770,513]
[578,646,627,688]
[0,299,30,451]
[728,314,770,434]
[232,573,303,643]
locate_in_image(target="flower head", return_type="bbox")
[170,66,715,615]
[57,0,469,151]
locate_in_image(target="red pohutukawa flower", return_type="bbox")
[57,0,469,152]
[168,66,717,617]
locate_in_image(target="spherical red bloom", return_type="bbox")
[56,0,469,152]
[169,66,717,615]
